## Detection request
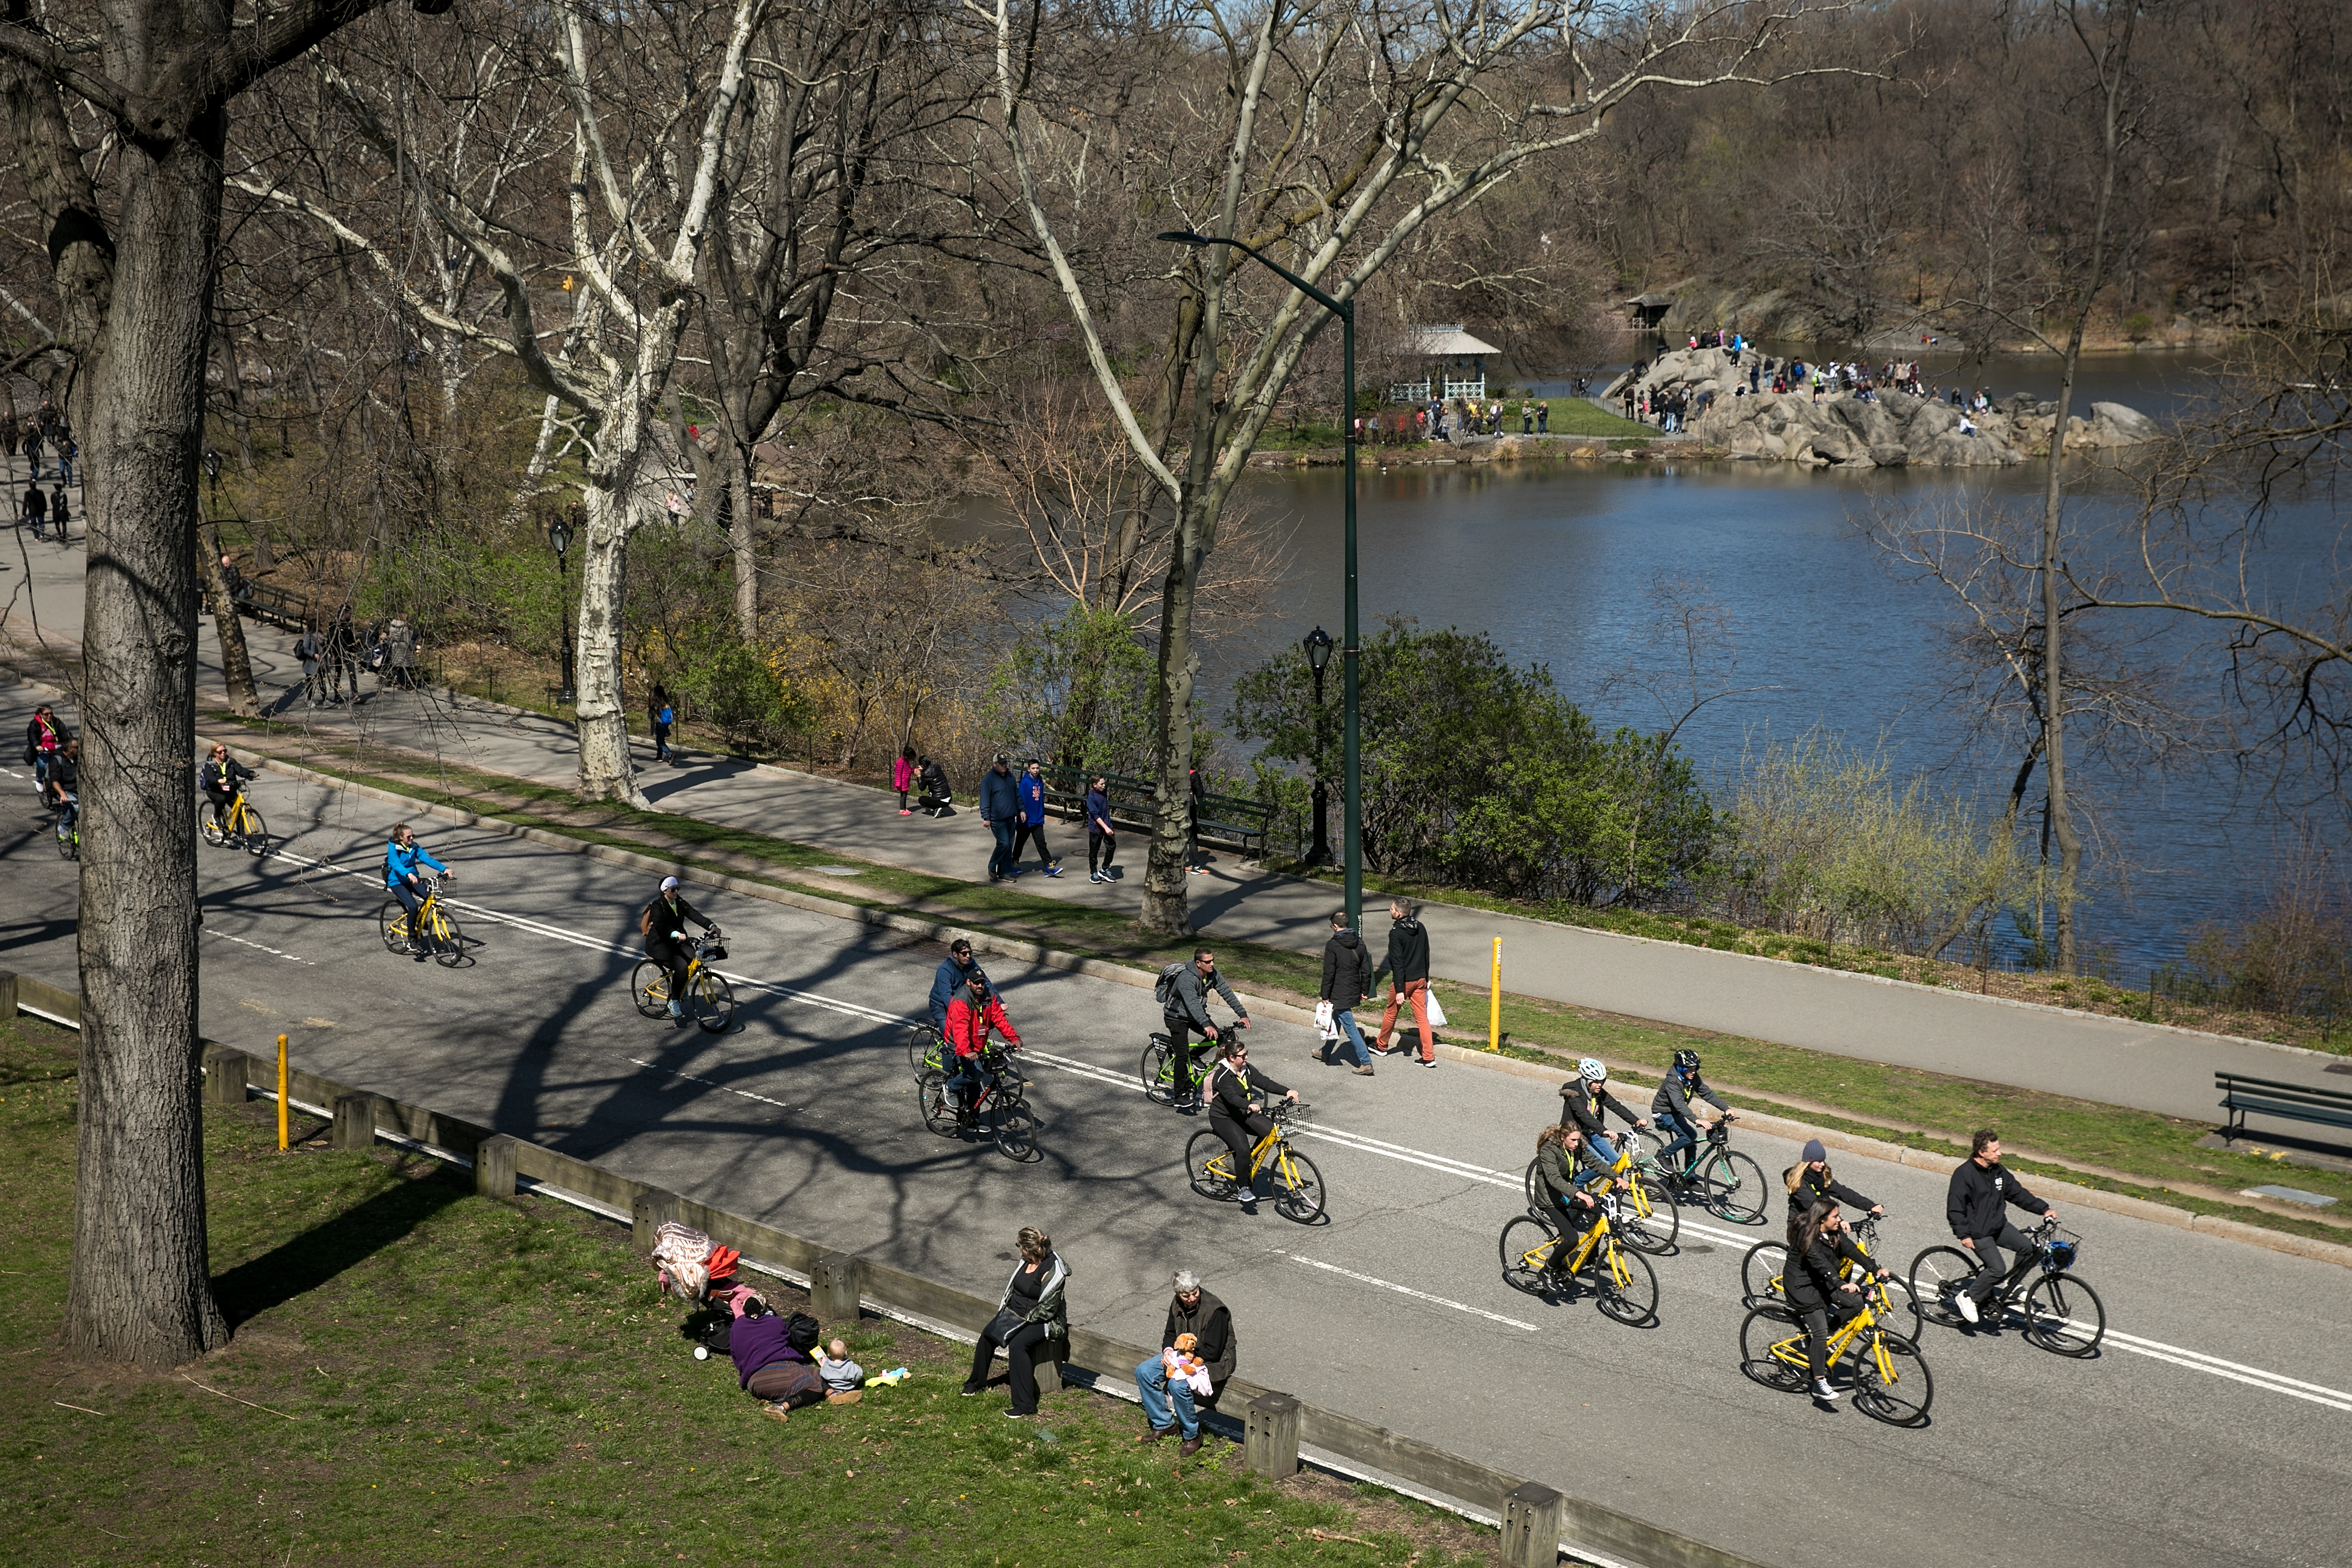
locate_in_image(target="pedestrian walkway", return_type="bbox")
[8,539,2342,1123]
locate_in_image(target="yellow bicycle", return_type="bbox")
[1186,1101,1326,1223]
[630,931,737,1033]
[1522,1130,1680,1253]
[377,872,466,967]
[1499,1186,1660,1325]
[1740,1283,1934,1426]
[1742,1211,1903,1308]
[200,785,269,856]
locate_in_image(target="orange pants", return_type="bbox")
[1378,979,1433,1062]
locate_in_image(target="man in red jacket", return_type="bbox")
[942,972,1021,1124]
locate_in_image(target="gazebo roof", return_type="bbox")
[1406,324,1501,357]
[1624,292,1676,309]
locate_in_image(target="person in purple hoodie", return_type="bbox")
[729,1297,823,1421]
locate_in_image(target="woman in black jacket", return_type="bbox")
[1784,1199,1890,1402]
[1782,1137,1884,1220]
[1204,1039,1296,1209]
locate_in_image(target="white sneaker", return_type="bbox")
[1954,1292,1980,1325]
[1812,1379,1838,1402]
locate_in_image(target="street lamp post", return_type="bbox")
[1301,625,1334,865]
[548,508,578,705]
[1158,230,1361,929]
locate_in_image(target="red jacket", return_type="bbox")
[943,994,1019,1059]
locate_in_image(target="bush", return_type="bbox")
[983,605,1164,775]
[2169,853,2352,1021]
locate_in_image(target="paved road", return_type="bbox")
[10,542,2340,1123]
[7,688,2349,1568]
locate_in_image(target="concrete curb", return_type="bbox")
[217,741,2352,1274]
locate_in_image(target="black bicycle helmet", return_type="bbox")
[1672,1049,1702,1073]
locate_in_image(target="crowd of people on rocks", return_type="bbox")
[1621,328,2012,433]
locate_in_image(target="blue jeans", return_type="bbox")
[1652,1111,1699,1172]
[947,1054,986,1109]
[1136,1355,1199,1439]
[987,818,1016,878]
[1586,1132,1618,1169]
[1329,1008,1370,1068]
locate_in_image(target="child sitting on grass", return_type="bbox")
[818,1338,865,1405]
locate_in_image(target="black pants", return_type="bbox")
[1211,1109,1272,1190]
[1011,819,1055,866]
[969,1320,1053,1415]
[204,787,234,828]
[919,792,953,816]
[1964,1223,2040,1306]
[1164,1013,1220,1098]
[646,936,691,1003]
[1799,1295,1865,1381]
[1088,831,1115,874]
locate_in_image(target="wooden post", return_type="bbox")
[631,1188,682,1252]
[1502,1480,1564,1568]
[330,1092,378,1151]
[0,970,16,1021]
[1488,937,1502,1051]
[275,1033,289,1151]
[200,1045,248,1106]
[474,1134,518,1199]
[812,1252,864,1323]
[1244,1391,1300,1479]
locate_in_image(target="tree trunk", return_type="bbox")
[1140,490,1206,935]
[728,438,757,641]
[65,116,230,1372]
[571,477,644,806]
[198,519,259,717]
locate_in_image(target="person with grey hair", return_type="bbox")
[1136,1268,1234,1455]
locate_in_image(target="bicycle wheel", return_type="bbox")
[1184,1129,1238,1201]
[919,1072,960,1136]
[1850,1329,1934,1427]
[428,905,466,967]
[1271,1147,1326,1224]
[237,806,270,857]
[1739,1305,1808,1393]
[1617,1172,1681,1255]
[907,1024,944,1078]
[54,815,77,860]
[200,811,226,847]
[1523,1157,1542,1210]
[1589,1240,1658,1327]
[1499,1215,1558,1295]
[378,897,412,954]
[993,1103,1041,1163]
[691,968,735,1032]
[1906,1246,1979,1334]
[2021,1273,2105,1357]
[1741,1240,1791,1305]
[1141,1037,1178,1106]
[1696,1148,1768,1223]
[630,960,670,1017]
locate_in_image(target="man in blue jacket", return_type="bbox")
[979,754,1022,881]
[384,822,454,954]
[928,938,987,1033]
[1011,759,1063,877]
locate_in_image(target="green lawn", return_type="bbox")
[0,1015,1495,1567]
[208,716,2352,1245]
[1537,398,1651,438]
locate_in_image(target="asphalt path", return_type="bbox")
[8,739,2351,1568]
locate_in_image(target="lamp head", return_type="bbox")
[549,515,573,559]
[1302,624,1334,674]
[1156,230,1211,246]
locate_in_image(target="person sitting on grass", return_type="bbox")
[818,1338,865,1406]
[728,1295,822,1422]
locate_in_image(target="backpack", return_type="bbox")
[639,899,659,937]
[1154,961,1187,1012]
[785,1312,822,1354]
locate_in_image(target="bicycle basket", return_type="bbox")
[1706,1121,1731,1145]
[2041,1228,2082,1273]
[702,942,729,962]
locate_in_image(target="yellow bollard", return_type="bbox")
[276,1033,289,1152]
[1488,938,1502,1052]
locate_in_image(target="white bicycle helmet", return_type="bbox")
[1577,1057,1608,1084]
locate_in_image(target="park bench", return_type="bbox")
[1038,765,1275,858]
[2214,1072,2352,1145]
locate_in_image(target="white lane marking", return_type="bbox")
[1284,1253,1539,1332]
[201,928,311,964]
[250,844,2352,1412]
[624,1057,790,1110]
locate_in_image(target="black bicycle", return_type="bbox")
[1906,1216,2104,1356]
[920,1045,1039,1162]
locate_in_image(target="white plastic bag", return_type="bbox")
[1313,1000,1339,1041]
[1424,989,1449,1029]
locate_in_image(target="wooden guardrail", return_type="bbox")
[4,968,1770,1568]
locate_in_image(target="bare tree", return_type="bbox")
[978,0,1870,933]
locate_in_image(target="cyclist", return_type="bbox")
[639,875,711,1025]
[384,822,455,955]
[199,743,257,836]
[1203,1037,1294,1210]
[1531,1122,1611,1274]
[942,972,1021,1125]
[1160,947,1250,1108]
[1785,1198,1892,1404]
[1945,1129,2056,1325]
[25,702,61,793]
[42,736,79,812]
[927,939,987,1034]
[1650,1049,1734,1180]
[1783,1136,1883,1220]
[1557,1058,1647,1167]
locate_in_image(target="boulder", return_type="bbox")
[1869,444,1910,468]
[2087,401,2161,445]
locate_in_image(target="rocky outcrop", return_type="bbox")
[1615,348,2163,468]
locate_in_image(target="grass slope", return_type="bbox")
[0,1016,1497,1567]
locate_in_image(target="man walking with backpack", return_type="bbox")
[1159,948,1249,1109]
